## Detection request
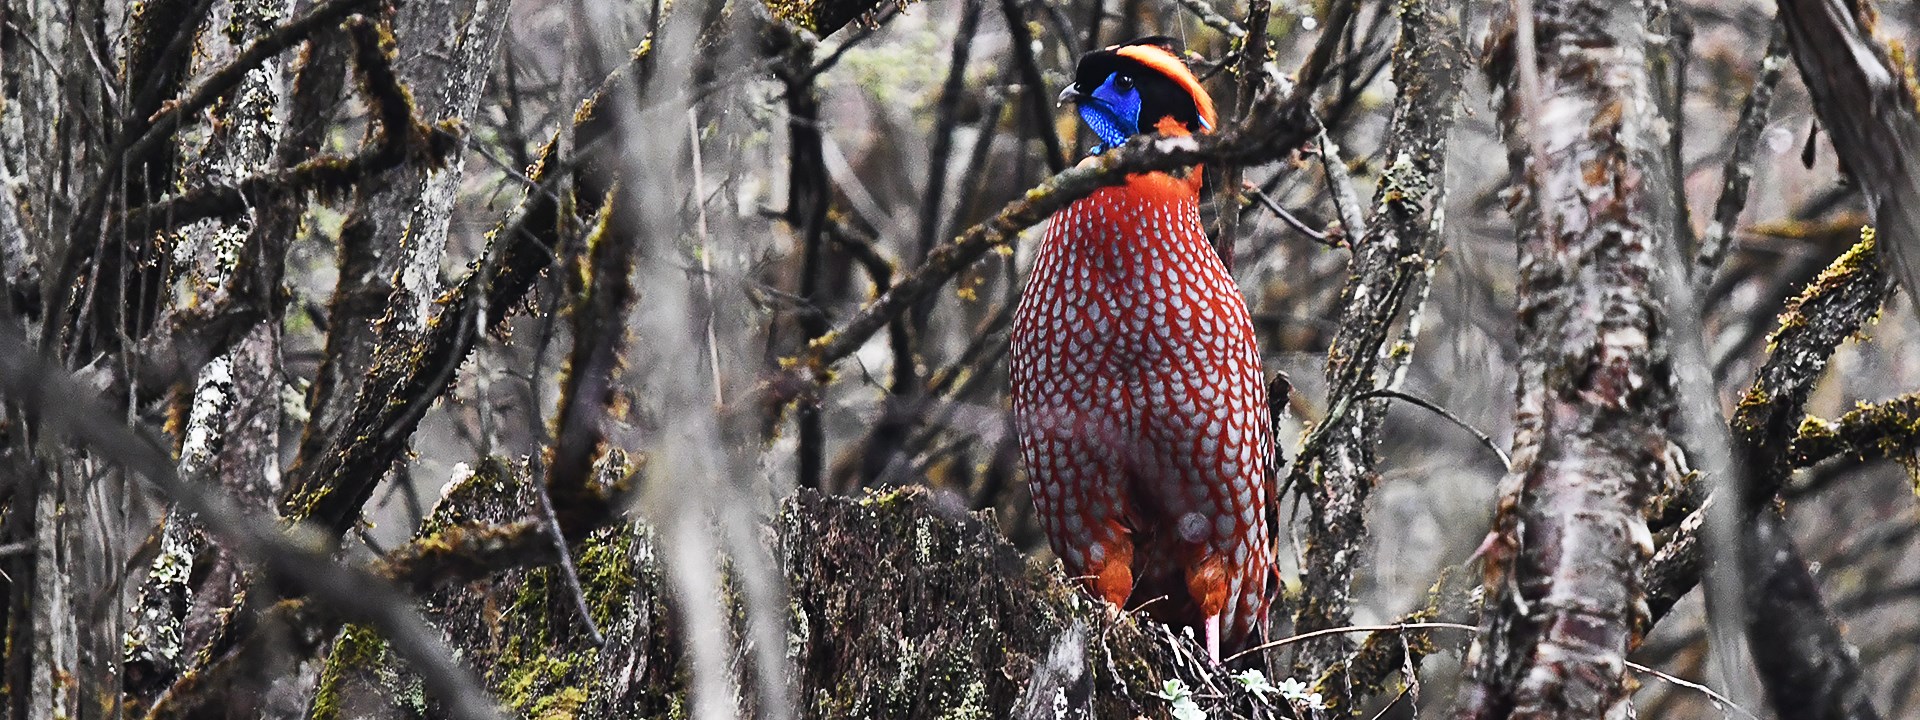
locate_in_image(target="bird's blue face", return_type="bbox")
[1063,40,1214,156]
[1078,72,1142,153]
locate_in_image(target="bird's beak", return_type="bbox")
[1056,85,1082,108]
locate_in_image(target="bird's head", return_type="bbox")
[1058,37,1217,154]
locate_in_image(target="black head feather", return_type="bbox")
[1068,38,1210,134]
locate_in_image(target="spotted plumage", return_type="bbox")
[1011,39,1274,660]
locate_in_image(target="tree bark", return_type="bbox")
[1459,1,1677,717]
[294,0,511,466]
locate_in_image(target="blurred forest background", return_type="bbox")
[0,0,1917,716]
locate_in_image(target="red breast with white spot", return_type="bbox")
[1010,169,1274,653]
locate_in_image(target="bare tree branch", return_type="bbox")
[1789,391,1920,468]
[1694,20,1788,286]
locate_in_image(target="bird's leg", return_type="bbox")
[1204,614,1221,663]
[1184,554,1230,663]
[1084,524,1138,607]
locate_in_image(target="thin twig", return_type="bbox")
[1245,184,1339,247]
[1171,0,1246,38]
[689,109,725,407]
[1625,660,1764,720]
[529,469,606,645]
[1231,618,1758,720]
[1291,0,1358,98]
[1225,622,1478,662]
[1210,0,1272,267]
[1316,128,1367,240]
[1355,389,1511,470]
[1000,0,1068,172]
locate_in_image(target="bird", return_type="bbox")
[1010,37,1275,662]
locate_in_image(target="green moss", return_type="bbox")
[1772,226,1880,351]
[490,525,649,717]
[416,457,520,535]
[498,651,583,717]
[858,486,916,511]
[533,686,591,719]
[309,626,389,720]
[280,484,333,525]
[308,621,431,718]
[577,527,638,626]
[1734,386,1772,439]
[1796,414,1839,448]
[306,459,677,717]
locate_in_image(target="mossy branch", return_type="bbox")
[373,520,554,595]
[1647,231,1894,626]
[114,15,459,240]
[761,0,902,37]
[120,0,384,175]
[1729,227,1891,504]
[1311,566,1477,710]
[1287,0,1462,694]
[277,40,654,540]
[544,190,629,536]
[1789,393,1920,469]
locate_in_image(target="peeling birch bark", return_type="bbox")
[1458,1,1677,717]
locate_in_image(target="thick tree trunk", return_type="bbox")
[1459,1,1677,717]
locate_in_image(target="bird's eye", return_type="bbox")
[1114,74,1134,91]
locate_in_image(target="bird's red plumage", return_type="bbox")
[1010,168,1274,654]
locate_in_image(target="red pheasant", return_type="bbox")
[1011,38,1274,660]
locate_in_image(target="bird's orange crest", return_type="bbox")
[1112,44,1217,132]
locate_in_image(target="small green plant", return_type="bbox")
[1276,677,1327,711]
[1231,669,1278,697]
[1153,678,1208,720]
